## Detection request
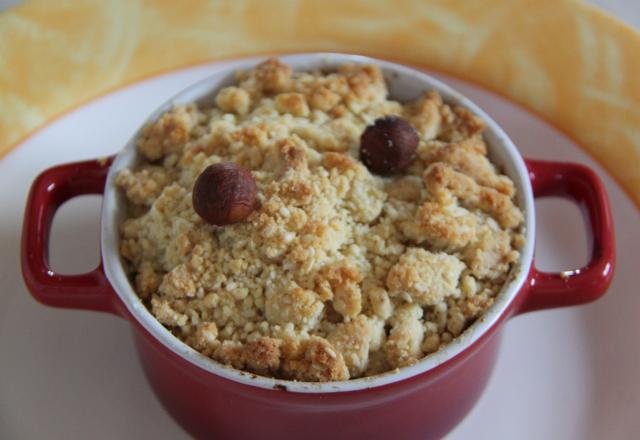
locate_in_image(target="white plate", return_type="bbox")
[0,59,638,439]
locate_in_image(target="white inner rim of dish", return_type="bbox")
[101,53,536,393]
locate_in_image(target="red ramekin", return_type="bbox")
[21,54,615,439]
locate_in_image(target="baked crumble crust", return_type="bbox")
[117,58,525,381]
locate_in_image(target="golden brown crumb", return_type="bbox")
[439,105,486,141]
[137,106,198,161]
[386,248,465,306]
[281,336,349,381]
[245,338,281,371]
[421,332,440,354]
[276,137,309,172]
[423,162,523,229]
[265,285,324,330]
[404,91,442,140]
[275,92,310,117]
[423,139,514,196]
[159,263,197,298]
[216,86,251,115]
[135,261,160,299]
[339,63,386,106]
[254,58,292,94]
[309,86,341,112]
[193,322,219,351]
[411,201,478,250]
[115,167,173,206]
[322,152,359,173]
[215,338,281,374]
[151,296,188,327]
[385,176,423,203]
[385,304,424,368]
[320,262,363,318]
[363,280,393,320]
[464,223,518,279]
[329,104,348,118]
[327,315,372,377]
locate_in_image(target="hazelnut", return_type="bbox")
[192,163,257,225]
[359,116,419,175]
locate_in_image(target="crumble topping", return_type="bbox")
[116,58,524,382]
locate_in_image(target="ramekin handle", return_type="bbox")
[518,159,615,314]
[21,157,119,314]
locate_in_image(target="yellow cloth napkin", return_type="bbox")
[1,0,639,207]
